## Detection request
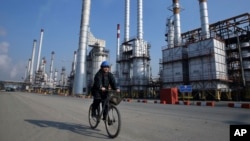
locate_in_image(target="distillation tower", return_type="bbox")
[68,31,109,95]
[86,31,109,91]
[73,0,91,95]
[118,0,151,98]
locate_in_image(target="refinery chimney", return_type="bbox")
[73,0,91,95]
[116,24,120,80]
[27,59,31,82]
[30,39,36,83]
[36,29,44,72]
[137,0,143,39]
[172,0,182,46]
[41,57,46,73]
[72,51,77,73]
[119,0,131,91]
[132,0,149,91]
[125,0,130,42]
[49,51,55,83]
[167,18,174,48]
[54,69,58,85]
[199,0,210,39]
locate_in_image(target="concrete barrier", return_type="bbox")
[160,100,166,104]
[228,103,250,109]
[176,101,190,105]
[196,101,215,107]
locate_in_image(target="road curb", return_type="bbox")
[196,101,215,107]
[228,103,250,109]
[127,99,132,102]
[160,100,166,104]
[176,101,190,105]
[122,98,250,109]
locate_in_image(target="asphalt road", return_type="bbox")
[0,91,249,141]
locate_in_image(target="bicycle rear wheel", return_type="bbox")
[104,104,121,138]
[88,104,99,129]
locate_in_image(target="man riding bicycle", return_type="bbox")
[91,61,120,120]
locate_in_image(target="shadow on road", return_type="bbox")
[24,119,108,139]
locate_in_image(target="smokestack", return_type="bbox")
[73,0,91,95]
[172,0,182,46]
[125,0,130,42]
[49,51,55,83]
[167,18,175,48]
[137,0,143,39]
[70,51,77,76]
[72,51,77,73]
[24,65,28,81]
[42,57,46,73]
[30,39,36,83]
[54,69,58,85]
[27,59,31,82]
[117,24,120,60]
[36,29,44,71]
[61,67,66,86]
[199,0,210,39]
[116,24,120,79]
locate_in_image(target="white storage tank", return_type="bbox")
[162,61,184,83]
[131,39,150,90]
[188,38,229,89]
[162,46,188,86]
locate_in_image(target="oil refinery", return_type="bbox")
[19,0,249,101]
[160,0,250,101]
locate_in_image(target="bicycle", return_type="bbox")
[88,90,122,138]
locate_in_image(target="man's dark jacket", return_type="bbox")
[91,69,117,99]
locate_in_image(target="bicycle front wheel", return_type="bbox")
[104,104,121,138]
[88,104,99,129]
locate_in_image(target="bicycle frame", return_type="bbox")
[96,93,111,122]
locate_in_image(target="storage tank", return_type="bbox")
[161,45,188,88]
[188,38,229,89]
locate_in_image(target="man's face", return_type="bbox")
[102,67,109,73]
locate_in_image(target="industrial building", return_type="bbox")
[117,0,151,98]
[161,0,250,100]
[22,0,249,101]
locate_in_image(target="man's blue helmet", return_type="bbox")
[100,61,110,68]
